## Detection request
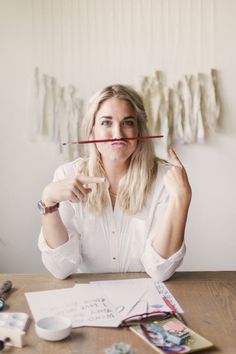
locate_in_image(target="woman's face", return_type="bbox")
[92,97,138,164]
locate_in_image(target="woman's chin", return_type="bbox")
[104,152,131,163]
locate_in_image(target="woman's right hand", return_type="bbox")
[41,176,105,206]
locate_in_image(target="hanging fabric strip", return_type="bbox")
[29,67,84,160]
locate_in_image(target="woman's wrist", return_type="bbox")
[41,199,59,208]
[42,185,58,207]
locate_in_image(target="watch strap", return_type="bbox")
[38,200,60,214]
[44,202,60,214]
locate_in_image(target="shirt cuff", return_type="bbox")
[38,230,80,264]
[141,239,186,282]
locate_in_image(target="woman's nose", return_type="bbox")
[112,123,124,138]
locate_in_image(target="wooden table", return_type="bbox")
[0,272,235,354]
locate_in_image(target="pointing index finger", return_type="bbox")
[78,176,105,184]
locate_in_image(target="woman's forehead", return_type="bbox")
[96,97,136,117]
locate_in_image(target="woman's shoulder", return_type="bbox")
[53,157,87,180]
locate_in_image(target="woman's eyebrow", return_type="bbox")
[123,116,136,120]
[98,115,136,120]
[98,116,112,120]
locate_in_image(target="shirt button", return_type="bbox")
[112,231,115,235]
[113,257,116,260]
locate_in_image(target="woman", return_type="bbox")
[38,84,192,280]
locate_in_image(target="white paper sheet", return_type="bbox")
[25,278,183,329]
[25,284,121,328]
[90,278,177,318]
[86,278,148,321]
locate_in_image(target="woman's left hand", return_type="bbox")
[164,149,192,204]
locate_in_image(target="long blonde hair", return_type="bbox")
[79,84,159,214]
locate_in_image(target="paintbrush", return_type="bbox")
[62,135,164,145]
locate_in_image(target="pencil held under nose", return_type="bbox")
[62,135,164,145]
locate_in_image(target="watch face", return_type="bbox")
[0,298,5,311]
[37,200,46,214]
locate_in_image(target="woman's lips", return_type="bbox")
[111,140,127,146]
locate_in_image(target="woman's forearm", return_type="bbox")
[152,196,191,259]
[41,211,69,249]
[40,175,105,249]
[152,148,192,259]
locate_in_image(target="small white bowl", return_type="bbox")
[35,316,72,341]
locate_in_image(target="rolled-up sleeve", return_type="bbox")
[141,240,186,282]
[38,162,83,279]
[140,164,186,282]
[38,230,81,279]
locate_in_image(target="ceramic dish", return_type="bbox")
[35,316,72,341]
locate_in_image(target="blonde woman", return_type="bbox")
[38,84,192,280]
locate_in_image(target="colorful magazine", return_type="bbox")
[130,316,213,353]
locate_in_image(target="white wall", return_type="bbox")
[0,0,235,273]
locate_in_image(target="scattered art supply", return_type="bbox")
[104,342,136,354]
[0,281,13,311]
[163,321,185,332]
[0,312,29,348]
[163,320,190,345]
[35,316,72,341]
[0,312,29,332]
[0,327,25,349]
[0,337,11,351]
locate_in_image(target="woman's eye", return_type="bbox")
[123,120,135,127]
[101,120,112,127]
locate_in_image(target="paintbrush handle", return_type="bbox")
[0,281,12,298]
[62,135,164,145]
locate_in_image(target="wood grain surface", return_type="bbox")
[0,272,235,354]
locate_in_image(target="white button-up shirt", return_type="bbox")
[38,159,186,280]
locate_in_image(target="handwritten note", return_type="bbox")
[25,285,120,328]
[74,297,117,326]
[25,279,183,328]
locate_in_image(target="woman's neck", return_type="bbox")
[102,159,129,194]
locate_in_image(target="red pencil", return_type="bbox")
[163,296,177,313]
[62,135,164,145]
[163,295,188,325]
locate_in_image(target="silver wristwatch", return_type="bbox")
[37,200,59,215]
